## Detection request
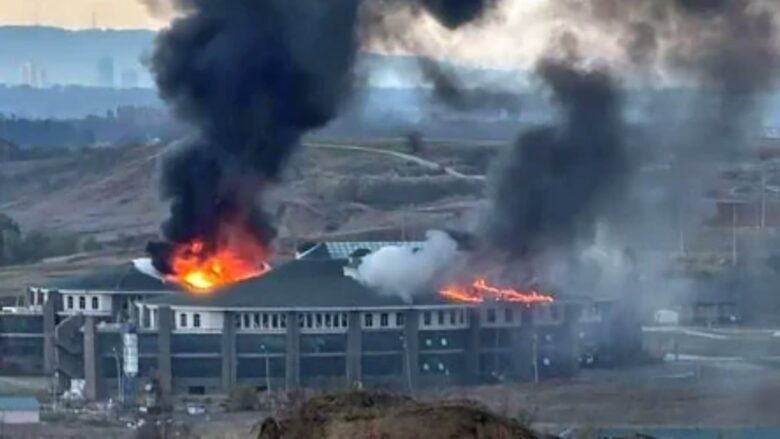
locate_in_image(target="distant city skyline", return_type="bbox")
[0,0,164,30]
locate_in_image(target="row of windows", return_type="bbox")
[302,313,348,330]
[363,312,404,328]
[236,313,288,330]
[421,309,467,327]
[65,295,100,311]
[179,312,202,328]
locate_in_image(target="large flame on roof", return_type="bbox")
[439,278,554,304]
[166,220,270,293]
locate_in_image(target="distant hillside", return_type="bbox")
[0,26,155,87]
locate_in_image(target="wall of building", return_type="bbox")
[61,292,112,316]
[0,314,44,375]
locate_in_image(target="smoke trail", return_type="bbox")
[417,57,520,114]
[484,57,626,260]
[146,0,361,272]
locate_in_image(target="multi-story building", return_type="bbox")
[0,242,620,400]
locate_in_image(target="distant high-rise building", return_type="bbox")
[120,68,140,88]
[19,61,46,88]
[97,56,115,87]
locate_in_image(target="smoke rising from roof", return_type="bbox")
[145,0,504,272]
[355,230,461,301]
[146,0,361,271]
[484,57,626,260]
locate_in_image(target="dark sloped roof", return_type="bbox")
[297,241,424,260]
[148,259,452,309]
[42,262,174,293]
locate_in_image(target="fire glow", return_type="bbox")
[439,278,554,304]
[165,221,270,293]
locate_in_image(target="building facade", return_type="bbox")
[0,243,620,400]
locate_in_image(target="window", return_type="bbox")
[306,314,313,328]
[180,313,188,328]
[325,313,332,328]
[262,314,269,328]
[396,312,405,327]
[423,311,432,326]
[459,310,466,324]
[364,313,374,327]
[253,314,261,328]
[316,313,323,328]
[449,311,456,325]
[78,296,86,310]
[280,314,287,328]
[234,314,241,328]
[67,296,73,309]
[486,308,496,323]
[504,308,513,323]
[380,313,389,327]
[91,296,99,310]
[341,313,348,328]
[272,314,279,328]
[188,385,205,395]
[438,310,445,325]
[193,313,201,328]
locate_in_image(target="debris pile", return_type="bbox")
[255,391,540,439]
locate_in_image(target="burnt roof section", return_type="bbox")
[147,259,455,309]
[41,262,174,293]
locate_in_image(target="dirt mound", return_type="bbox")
[255,391,540,439]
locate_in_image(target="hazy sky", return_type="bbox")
[0,0,163,29]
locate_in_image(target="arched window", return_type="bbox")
[78,296,86,310]
[91,296,99,310]
[66,296,73,309]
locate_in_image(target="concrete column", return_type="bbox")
[111,296,123,322]
[285,311,300,390]
[402,309,419,393]
[83,316,103,400]
[345,311,362,385]
[128,300,139,327]
[561,303,581,377]
[43,290,62,374]
[156,306,173,397]
[510,306,535,381]
[465,307,480,384]
[221,311,237,393]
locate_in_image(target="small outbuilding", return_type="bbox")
[0,396,40,424]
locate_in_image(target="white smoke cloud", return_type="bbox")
[356,230,461,301]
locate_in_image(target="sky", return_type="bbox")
[0,0,164,29]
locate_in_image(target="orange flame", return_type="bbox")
[439,277,554,304]
[166,220,270,293]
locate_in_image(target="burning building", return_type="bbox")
[0,241,619,399]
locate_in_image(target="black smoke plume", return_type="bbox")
[146,0,500,273]
[146,0,361,273]
[417,57,520,114]
[485,58,626,259]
